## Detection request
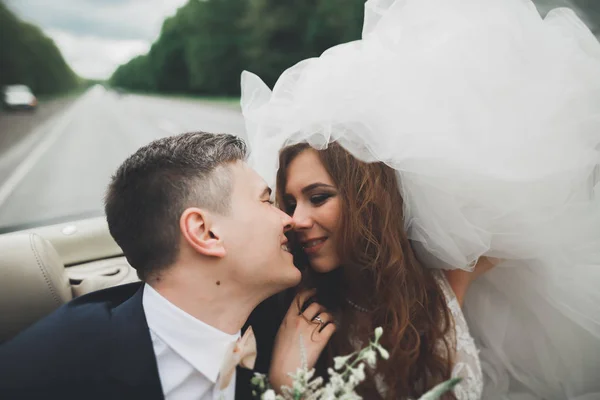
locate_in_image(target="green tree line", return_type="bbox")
[0,1,80,96]
[111,0,366,96]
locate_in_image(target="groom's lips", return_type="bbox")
[281,238,291,253]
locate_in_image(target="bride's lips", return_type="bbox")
[301,237,327,256]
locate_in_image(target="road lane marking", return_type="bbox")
[0,89,92,208]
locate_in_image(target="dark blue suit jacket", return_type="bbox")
[0,282,277,400]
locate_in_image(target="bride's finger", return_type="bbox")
[318,321,336,338]
[302,302,324,322]
[310,315,336,341]
[293,289,317,314]
[312,312,335,332]
[297,289,317,303]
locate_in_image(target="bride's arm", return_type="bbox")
[444,257,500,306]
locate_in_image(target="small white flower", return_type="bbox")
[374,326,383,341]
[319,384,338,399]
[363,349,377,368]
[333,354,352,370]
[376,344,390,360]
[293,379,305,393]
[351,363,366,382]
[261,389,277,400]
[329,373,346,391]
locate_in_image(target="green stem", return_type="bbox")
[339,344,377,379]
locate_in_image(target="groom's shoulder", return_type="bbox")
[0,282,143,382]
[67,280,144,317]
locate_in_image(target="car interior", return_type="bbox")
[0,217,138,343]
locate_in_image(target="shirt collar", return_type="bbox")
[142,284,240,383]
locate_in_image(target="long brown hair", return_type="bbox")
[276,142,455,399]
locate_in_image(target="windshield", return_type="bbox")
[5,85,31,93]
[0,0,598,232]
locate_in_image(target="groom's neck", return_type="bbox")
[147,266,259,335]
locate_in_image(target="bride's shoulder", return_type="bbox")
[433,271,484,400]
[432,271,461,308]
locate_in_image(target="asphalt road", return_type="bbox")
[0,85,246,231]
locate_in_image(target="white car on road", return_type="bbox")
[2,85,38,111]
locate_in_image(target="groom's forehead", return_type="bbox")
[230,162,266,193]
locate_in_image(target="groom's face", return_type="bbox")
[217,162,301,294]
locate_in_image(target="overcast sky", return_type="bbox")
[6,0,188,80]
[5,0,599,80]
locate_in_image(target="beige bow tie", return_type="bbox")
[218,326,257,389]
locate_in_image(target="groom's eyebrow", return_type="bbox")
[302,183,335,194]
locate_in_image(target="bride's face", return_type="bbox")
[282,149,342,273]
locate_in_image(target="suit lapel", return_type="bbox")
[108,283,164,400]
[235,365,256,400]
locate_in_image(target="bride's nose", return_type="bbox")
[291,203,313,230]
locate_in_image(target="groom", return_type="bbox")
[0,132,301,400]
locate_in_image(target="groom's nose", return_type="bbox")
[281,210,295,233]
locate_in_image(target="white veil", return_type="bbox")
[241,0,600,397]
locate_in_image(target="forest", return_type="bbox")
[0,1,80,96]
[110,0,366,95]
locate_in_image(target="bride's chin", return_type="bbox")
[310,260,340,274]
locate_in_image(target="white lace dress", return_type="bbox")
[435,273,483,400]
[367,273,483,399]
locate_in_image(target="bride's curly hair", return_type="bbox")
[276,142,455,400]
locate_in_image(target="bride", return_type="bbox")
[241,0,600,398]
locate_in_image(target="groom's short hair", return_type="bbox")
[105,131,247,281]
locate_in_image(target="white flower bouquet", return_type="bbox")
[251,327,460,400]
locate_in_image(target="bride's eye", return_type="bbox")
[310,193,332,206]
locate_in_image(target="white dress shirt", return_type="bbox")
[142,284,240,400]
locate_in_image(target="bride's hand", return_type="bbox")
[444,256,502,306]
[268,289,336,392]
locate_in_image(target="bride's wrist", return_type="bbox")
[267,372,291,395]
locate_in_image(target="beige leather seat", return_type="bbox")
[68,257,139,297]
[0,233,72,343]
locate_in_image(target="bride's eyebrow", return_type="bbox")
[301,183,336,194]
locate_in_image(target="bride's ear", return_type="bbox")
[180,207,226,258]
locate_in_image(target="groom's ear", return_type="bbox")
[180,207,226,258]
